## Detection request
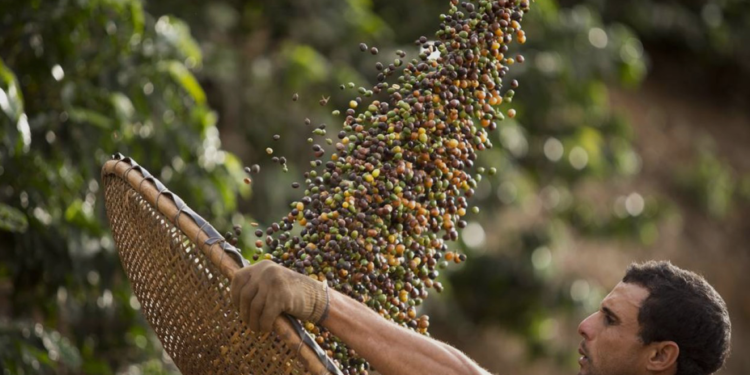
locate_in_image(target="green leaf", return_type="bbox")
[209,172,236,212]
[40,329,82,369]
[0,203,28,233]
[0,59,30,154]
[110,93,135,123]
[282,43,331,86]
[15,114,31,153]
[64,198,99,233]
[223,152,250,200]
[67,107,113,129]
[344,0,391,37]
[158,60,206,105]
[129,0,145,36]
[619,60,647,88]
[0,58,24,121]
[154,16,202,66]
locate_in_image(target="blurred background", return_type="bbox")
[1,0,749,374]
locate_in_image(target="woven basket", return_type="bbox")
[102,154,341,375]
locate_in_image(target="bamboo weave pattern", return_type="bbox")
[103,163,314,374]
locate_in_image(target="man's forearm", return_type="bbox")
[321,289,492,375]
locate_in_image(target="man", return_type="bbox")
[577,261,731,375]
[231,260,731,375]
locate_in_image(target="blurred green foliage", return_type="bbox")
[570,0,750,219]
[577,0,750,69]
[0,0,245,373]
[2,0,748,373]
[675,145,750,219]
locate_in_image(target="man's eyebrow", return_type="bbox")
[602,306,620,323]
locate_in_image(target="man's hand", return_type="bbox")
[230,260,329,333]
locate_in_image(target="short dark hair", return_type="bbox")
[623,261,731,375]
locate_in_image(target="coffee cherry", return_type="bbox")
[249,1,532,371]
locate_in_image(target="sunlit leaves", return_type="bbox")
[0,58,30,155]
[0,1,243,373]
[0,203,28,233]
[157,60,206,105]
[675,148,737,218]
[154,16,203,68]
[281,44,332,86]
[0,322,82,374]
[67,107,114,129]
[0,59,24,121]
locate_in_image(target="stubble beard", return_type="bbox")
[579,365,601,375]
[580,360,635,375]
[578,356,602,375]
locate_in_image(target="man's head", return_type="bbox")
[577,261,731,375]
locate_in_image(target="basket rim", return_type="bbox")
[101,153,340,375]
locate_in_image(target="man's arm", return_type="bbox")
[322,288,492,375]
[231,260,492,375]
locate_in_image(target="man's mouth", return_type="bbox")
[578,344,589,365]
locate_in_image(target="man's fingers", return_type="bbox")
[239,280,259,326]
[231,268,252,310]
[248,286,268,333]
[259,301,284,333]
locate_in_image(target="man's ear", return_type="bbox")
[645,341,679,372]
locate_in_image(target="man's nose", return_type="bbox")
[578,312,596,340]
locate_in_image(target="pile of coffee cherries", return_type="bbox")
[245,1,530,373]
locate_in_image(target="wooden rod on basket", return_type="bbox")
[103,159,335,375]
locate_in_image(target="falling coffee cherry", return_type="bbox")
[252,0,533,371]
[292,93,299,101]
